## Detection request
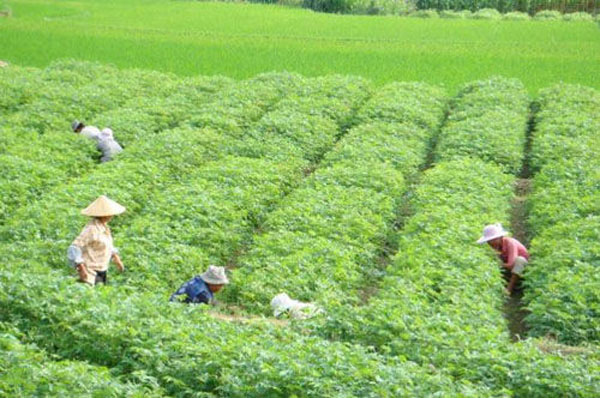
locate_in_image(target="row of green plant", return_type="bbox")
[414,0,599,14]
[409,8,599,20]
[0,324,167,397]
[116,74,373,292]
[0,60,232,225]
[309,159,511,362]
[1,63,378,298]
[263,0,599,18]
[0,71,493,394]
[0,65,493,396]
[225,82,448,313]
[0,70,311,272]
[299,78,600,396]
[1,60,194,134]
[434,76,529,174]
[0,256,498,397]
[3,66,469,396]
[0,60,127,117]
[524,84,600,344]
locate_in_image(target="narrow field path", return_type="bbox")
[505,177,531,341]
[504,102,536,341]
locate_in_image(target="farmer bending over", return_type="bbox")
[477,223,529,295]
[67,195,126,285]
[170,266,229,305]
[271,293,322,320]
[72,120,123,162]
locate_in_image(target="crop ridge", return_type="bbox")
[522,84,600,345]
[0,62,234,229]
[358,105,450,305]
[1,65,599,396]
[222,92,373,276]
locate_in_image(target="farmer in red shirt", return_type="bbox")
[477,223,529,295]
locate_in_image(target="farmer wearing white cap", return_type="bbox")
[67,195,125,285]
[170,266,229,305]
[477,223,529,295]
[72,120,123,163]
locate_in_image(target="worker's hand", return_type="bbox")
[113,254,125,272]
[77,264,88,281]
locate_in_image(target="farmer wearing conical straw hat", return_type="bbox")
[67,195,125,285]
[170,265,229,305]
[477,223,529,295]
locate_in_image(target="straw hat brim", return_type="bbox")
[200,275,229,285]
[200,272,229,285]
[81,195,126,217]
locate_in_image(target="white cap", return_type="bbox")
[477,223,508,244]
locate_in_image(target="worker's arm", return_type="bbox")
[506,273,519,295]
[80,126,101,140]
[196,291,212,305]
[111,248,124,272]
[67,245,89,281]
[76,263,88,281]
[170,279,192,302]
[68,224,96,280]
[503,239,517,270]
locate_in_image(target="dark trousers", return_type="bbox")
[95,270,108,285]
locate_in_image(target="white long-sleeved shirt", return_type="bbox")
[79,126,123,162]
[80,126,102,140]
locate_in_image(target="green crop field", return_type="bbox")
[1,0,599,92]
[2,0,600,396]
[2,58,600,397]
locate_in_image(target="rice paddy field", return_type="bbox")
[1,0,599,92]
[1,0,600,397]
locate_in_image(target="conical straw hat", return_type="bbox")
[81,195,126,217]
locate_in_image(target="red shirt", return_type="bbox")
[499,237,529,268]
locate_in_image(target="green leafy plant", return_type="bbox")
[502,11,531,20]
[534,9,562,20]
[226,82,447,312]
[525,84,600,344]
[1,61,599,397]
[562,11,594,21]
[435,76,529,174]
[471,8,502,19]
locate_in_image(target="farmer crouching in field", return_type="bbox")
[72,120,123,162]
[67,195,125,285]
[477,223,529,295]
[170,266,229,305]
[271,293,322,320]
